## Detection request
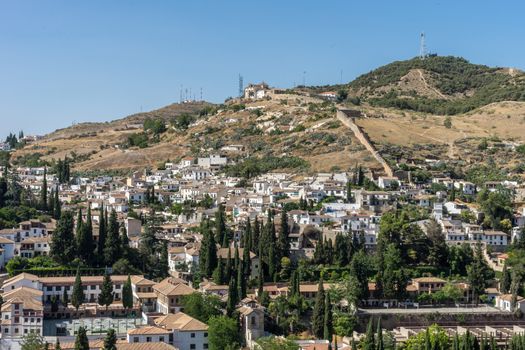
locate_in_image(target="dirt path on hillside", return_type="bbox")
[416,69,448,99]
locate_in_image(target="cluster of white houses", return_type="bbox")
[1,160,525,348]
[0,272,264,349]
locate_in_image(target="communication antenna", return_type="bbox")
[200,88,203,101]
[180,85,183,103]
[302,71,306,86]
[340,69,343,84]
[238,74,244,97]
[419,32,427,59]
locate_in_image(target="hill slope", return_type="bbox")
[12,56,525,177]
[348,56,525,114]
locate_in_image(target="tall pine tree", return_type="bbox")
[312,277,326,338]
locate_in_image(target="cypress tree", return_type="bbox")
[102,329,117,350]
[252,217,260,251]
[215,204,228,247]
[97,205,107,262]
[362,318,375,350]
[71,267,85,312]
[257,240,264,300]
[312,276,326,338]
[501,261,511,294]
[225,247,232,281]
[120,223,129,257]
[98,271,114,310]
[268,242,276,282]
[48,188,55,215]
[62,287,69,307]
[40,167,48,211]
[237,257,246,299]
[55,339,62,350]
[324,293,333,342]
[122,275,133,311]
[376,318,383,350]
[212,258,225,284]
[277,209,290,260]
[243,219,252,251]
[50,211,76,265]
[242,245,251,280]
[74,326,89,350]
[53,189,61,219]
[104,209,121,265]
[75,209,83,241]
[226,276,238,316]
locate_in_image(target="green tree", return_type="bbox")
[214,204,229,246]
[404,324,449,350]
[20,332,45,350]
[104,209,121,265]
[501,261,511,294]
[255,337,300,350]
[323,293,333,341]
[71,267,85,312]
[77,207,95,264]
[181,292,222,323]
[208,316,240,350]
[74,326,89,350]
[361,318,375,350]
[97,205,107,261]
[98,271,114,310]
[376,318,384,350]
[102,329,117,350]
[50,211,76,265]
[200,220,218,278]
[122,275,134,311]
[40,167,48,211]
[53,188,61,219]
[426,219,448,268]
[311,277,326,338]
[277,209,290,261]
[467,243,492,304]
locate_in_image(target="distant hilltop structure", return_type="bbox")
[243,82,270,100]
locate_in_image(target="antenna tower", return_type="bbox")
[238,74,244,97]
[419,32,427,59]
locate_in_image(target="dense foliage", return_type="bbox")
[350,56,525,115]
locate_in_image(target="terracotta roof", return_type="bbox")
[153,278,195,297]
[128,326,171,335]
[117,344,177,350]
[154,312,208,331]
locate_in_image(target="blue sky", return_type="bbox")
[1,0,524,138]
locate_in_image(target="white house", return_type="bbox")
[495,294,525,312]
[154,312,209,350]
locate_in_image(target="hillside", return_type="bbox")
[348,56,525,115]
[12,93,380,174]
[11,56,525,177]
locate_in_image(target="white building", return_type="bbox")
[154,312,209,350]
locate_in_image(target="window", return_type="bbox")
[204,344,208,349]
[191,333,195,338]
[90,285,96,290]
[159,337,164,342]
[4,328,8,333]
[204,332,208,338]
[190,345,196,350]
[146,337,152,342]
[46,286,52,291]
[133,337,139,343]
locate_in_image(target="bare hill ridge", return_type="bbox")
[12,56,525,175]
